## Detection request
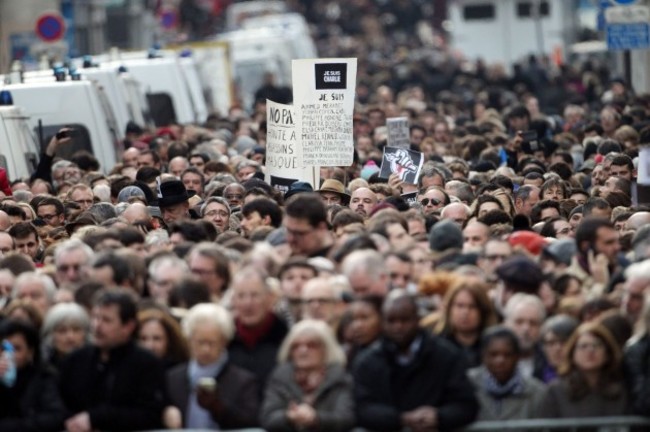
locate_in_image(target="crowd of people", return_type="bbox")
[1,3,650,432]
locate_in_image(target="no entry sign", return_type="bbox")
[35,13,65,42]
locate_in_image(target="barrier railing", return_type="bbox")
[464,416,650,431]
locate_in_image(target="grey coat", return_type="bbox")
[537,376,628,418]
[260,363,355,432]
[468,366,546,422]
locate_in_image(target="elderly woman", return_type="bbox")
[261,320,355,432]
[538,322,628,418]
[166,303,259,429]
[40,303,90,371]
[468,326,545,421]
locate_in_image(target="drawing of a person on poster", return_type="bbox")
[379,147,424,185]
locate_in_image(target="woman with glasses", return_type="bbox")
[536,314,579,384]
[200,197,231,234]
[166,303,259,429]
[261,319,355,432]
[538,322,628,417]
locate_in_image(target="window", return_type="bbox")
[36,124,92,160]
[463,4,496,20]
[517,1,550,18]
[147,93,177,127]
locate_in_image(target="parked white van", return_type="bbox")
[0,101,40,181]
[0,80,122,171]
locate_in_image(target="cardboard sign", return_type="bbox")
[386,117,410,149]
[379,146,424,185]
[292,58,357,167]
[401,191,418,205]
[265,100,317,189]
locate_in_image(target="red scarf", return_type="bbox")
[236,313,275,349]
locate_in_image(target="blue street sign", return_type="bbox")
[606,22,650,50]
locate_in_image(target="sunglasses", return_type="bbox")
[420,198,442,206]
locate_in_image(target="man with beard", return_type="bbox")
[350,187,377,220]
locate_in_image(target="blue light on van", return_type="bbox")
[180,49,192,58]
[0,90,13,106]
[118,65,128,73]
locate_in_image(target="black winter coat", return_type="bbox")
[0,364,66,432]
[352,331,479,431]
[59,341,166,431]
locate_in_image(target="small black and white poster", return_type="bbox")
[379,146,424,185]
[386,117,410,149]
[314,63,347,90]
[270,175,299,194]
[401,191,418,205]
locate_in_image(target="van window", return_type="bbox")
[36,124,92,161]
[147,93,177,127]
[517,1,550,18]
[463,4,496,20]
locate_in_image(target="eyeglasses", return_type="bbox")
[303,297,336,305]
[57,263,84,273]
[204,210,229,218]
[419,198,441,206]
[576,341,605,351]
[291,340,321,350]
[225,194,243,200]
[484,254,508,261]
[73,199,94,206]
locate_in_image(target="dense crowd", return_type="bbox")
[2,2,650,432]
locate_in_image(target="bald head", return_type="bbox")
[350,187,377,219]
[440,202,471,227]
[626,212,650,231]
[0,211,10,231]
[463,221,490,252]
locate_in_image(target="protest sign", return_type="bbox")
[292,58,357,167]
[379,146,424,185]
[265,100,317,189]
[386,117,410,149]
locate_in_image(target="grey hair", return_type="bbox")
[145,229,170,247]
[632,226,650,261]
[13,272,57,302]
[504,293,546,323]
[341,249,388,280]
[41,302,90,348]
[277,319,346,365]
[148,254,189,277]
[54,238,94,266]
[182,303,235,342]
[88,202,117,223]
[200,196,231,217]
[625,259,650,283]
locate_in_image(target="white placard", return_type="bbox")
[292,58,357,167]
[638,146,650,185]
[265,100,317,190]
[386,117,410,149]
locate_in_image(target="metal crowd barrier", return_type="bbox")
[464,416,650,431]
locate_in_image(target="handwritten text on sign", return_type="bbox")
[292,58,357,167]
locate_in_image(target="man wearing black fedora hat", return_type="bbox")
[157,179,198,225]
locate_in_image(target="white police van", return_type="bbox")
[0,92,40,181]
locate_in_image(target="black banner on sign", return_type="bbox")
[270,175,298,194]
[314,63,347,90]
